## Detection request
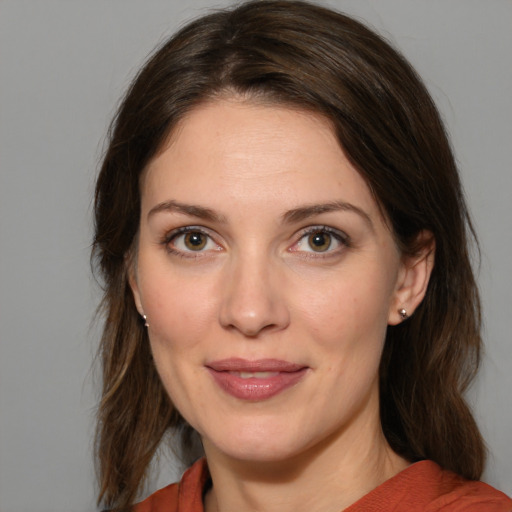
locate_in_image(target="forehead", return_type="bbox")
[141,98,382,223]
[148,98,339,175]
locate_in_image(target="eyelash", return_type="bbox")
[161,225,351,259]
[162,226,219,259]
[291,226,351,258]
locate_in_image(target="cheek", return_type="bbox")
[141,274,215,407]
[294,268,394,338]
[291,267,395,390]
[145,281,215,349]
[135,256,219,366]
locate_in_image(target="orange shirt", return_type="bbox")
[134,458,512,512]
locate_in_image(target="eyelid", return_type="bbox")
[162,225,222,256]
[289,225,350,254]
[163,225,211,242]
[161,224,350,259]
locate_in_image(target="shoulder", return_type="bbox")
[346,460,512,512]
[425,470,512,512]
[133,458,209,512]
[405,461,512,512]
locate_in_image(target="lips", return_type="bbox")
[206,358,308,401]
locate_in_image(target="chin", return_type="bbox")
[202,418,316,464]
[216,441,301,464]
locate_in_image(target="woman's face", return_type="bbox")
[130,99,415,464]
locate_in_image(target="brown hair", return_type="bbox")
[92,1,485,509]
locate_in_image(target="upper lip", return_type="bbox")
[206,358,306,372]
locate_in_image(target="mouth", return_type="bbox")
[230,371,280,379]
[205,358,308,401]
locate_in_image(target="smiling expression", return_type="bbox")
[129,98,415,463]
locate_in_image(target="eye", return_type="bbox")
[165,227,219,255]
[182,231,207,251]
[307,232,332,252]
[291,227,349,255]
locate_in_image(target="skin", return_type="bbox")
[130,98,434,512]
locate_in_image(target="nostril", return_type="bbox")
[221,309,282,338]
[219,294,290,338]
[226,321,280,338]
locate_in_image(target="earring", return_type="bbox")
[398,308,408,320]
[143,314,149,327]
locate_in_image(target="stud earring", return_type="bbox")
[398,308,408,320]
[143,314,149,327]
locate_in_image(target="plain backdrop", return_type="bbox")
[0,1,511,510]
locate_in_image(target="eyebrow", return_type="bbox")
[147,200,227,223]
[282,201,374,231]
[147,199,373,230]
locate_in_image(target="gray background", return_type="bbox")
[1,1,511,510]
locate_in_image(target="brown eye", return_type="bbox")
[184,232,207,250]
[308,232,332,252]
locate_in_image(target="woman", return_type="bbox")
[92,1,512,511]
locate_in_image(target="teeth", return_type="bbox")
[230,371,279,379]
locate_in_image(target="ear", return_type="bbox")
[388,231,435,325]
[126,251,144,317]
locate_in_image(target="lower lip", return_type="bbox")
[207,368,307,401]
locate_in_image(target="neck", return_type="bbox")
[203,395,409,512]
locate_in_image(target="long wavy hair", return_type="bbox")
[92,1,485,510]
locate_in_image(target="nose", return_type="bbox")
[219,253,290,337]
